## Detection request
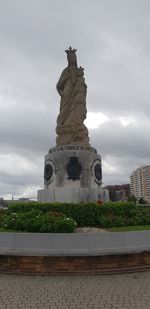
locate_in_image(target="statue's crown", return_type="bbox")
[65,46,77,54]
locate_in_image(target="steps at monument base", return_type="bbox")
[38,187,103,203]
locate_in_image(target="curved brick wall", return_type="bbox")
[0,252,150,275]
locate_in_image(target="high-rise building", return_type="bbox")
[130,166,150,202]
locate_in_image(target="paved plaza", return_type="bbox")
[0,271,150,309]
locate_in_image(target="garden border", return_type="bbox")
[0,231,150,275]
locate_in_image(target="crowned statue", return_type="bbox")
[37,47,103,204]
[56,47,90,146]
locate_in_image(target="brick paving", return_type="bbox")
[0,272,150,309]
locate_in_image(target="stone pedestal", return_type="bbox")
[37,145,102,203]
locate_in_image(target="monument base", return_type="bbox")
[38,187,102,203]
[37,145,102,203]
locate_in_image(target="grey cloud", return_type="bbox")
[0,0,150,197]
[91,117,150,159]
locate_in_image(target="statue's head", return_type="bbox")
[78,66,84,77]
[65,47,77,67]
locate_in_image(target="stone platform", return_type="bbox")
[0,231,150,275]
[38,145,102,203]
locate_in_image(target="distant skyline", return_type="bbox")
[1,0,150,198]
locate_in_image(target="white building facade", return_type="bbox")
[130,166,150,202]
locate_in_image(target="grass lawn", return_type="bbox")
[0,227,20,232]
[1,225,150,233]
[107,225,150,232]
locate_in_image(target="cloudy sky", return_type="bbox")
[0,0,150,199]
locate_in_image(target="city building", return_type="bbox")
[130,166,150,202]
[0,198,8,208]
[103,184,130,202]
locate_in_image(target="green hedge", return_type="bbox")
[1,209,76,233]
[7,202,101,227]
[6,201,150,228]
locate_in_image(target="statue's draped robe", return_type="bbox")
[56,65,90,146]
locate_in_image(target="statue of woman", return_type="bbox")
[56,47,90,146]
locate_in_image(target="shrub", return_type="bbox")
[1,209,76,233]
[0,209,7,227]
[6,201,150,229]
[8,202,101,227]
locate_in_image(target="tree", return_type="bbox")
[127,195,137,203]
[138,197,147,205]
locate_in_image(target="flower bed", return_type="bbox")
[1,209,76,233]
[1,201,150,231]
